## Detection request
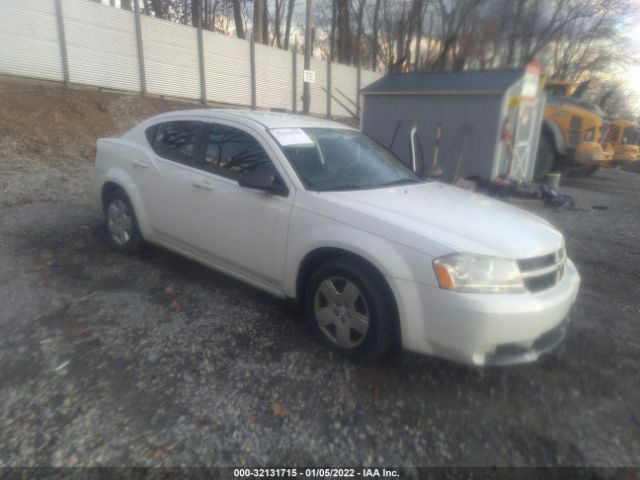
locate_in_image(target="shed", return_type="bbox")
[360,65,545,183]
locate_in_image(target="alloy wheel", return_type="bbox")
[107,198,133,246]
[313,276,370,349]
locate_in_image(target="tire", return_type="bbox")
[305,259,395,360]
[584,165,600,176]
[103,189,142,254]
[534,134,557,182]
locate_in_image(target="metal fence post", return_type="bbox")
[250,36,256,110]
[133,0,147,95]
[53,0,70,88]
[292,41,297,113]
[302,0,312,114]
[326,57,332,119]
[197,25,207,105]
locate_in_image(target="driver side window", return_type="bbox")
[204,123,273,180]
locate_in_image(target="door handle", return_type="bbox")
[132,159,148,168]
[193,180,213,190]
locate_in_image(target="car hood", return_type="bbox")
[308,182,563,259]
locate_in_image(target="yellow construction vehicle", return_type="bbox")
[534,80,608,179]
[605,118,640,163]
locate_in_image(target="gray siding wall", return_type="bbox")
[361,94,503,183]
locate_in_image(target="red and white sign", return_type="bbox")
[521,59,540,101]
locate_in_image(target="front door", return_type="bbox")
[186,121,293,290]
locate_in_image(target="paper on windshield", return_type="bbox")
[270,128,314,146]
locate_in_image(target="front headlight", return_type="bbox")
[433,254,524,293]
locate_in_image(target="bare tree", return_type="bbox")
[283,0,295,49]
[149,0,166,18]
[262,0,269,44]
[430,0,483,70]
[329,0,337,60]
[336,0,350,63]
[272,0,284,47]
[192,0,201,27]
[413,0,425,71]
[120,0,639,114]
[354,0,367,66]
[370,0,382,69]
[232,0,245,38]
[505,0,525,66]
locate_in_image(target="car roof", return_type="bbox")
[146,109,356,130]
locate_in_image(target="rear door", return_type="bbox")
[136,120,208,245]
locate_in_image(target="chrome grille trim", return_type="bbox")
[517,253,555,271]
[518,246,566,293]
[520,263,559,278]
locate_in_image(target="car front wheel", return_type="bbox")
[306,260,395,359]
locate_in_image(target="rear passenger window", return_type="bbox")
[149,121,203,166]
[204,124,272,179]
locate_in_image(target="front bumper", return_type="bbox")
[392,259,580,366]
[574,142,605,165]
[482,316,569,365]
[611,149,640,163]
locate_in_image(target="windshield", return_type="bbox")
[544,84,571,97]
[623,127,640,146]
[272,128,421,191]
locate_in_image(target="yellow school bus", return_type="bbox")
[536,80,607,178]
[605,118,640,163]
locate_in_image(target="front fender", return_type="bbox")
[284,208,440,352]
[283,208,438,298]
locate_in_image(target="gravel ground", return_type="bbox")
[0,156,639,468]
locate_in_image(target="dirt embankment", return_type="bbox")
[0,76,194,164]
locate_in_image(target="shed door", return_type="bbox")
[510,102,534,178]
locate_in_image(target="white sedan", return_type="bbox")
[92,109,580,365]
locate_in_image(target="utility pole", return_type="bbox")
[303,0,312,114]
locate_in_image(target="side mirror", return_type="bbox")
[239,167,288,196]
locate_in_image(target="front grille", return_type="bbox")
[524,271,556,292]
[518,253,555,271]
[517,247,565,293]
[600,122,610,147]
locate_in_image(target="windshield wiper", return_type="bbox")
[315,184,375,192]
[316,179,422,191]
[379,178,422,187]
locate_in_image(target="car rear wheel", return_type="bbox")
[104,191,142,253]
[305,259,395,359]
